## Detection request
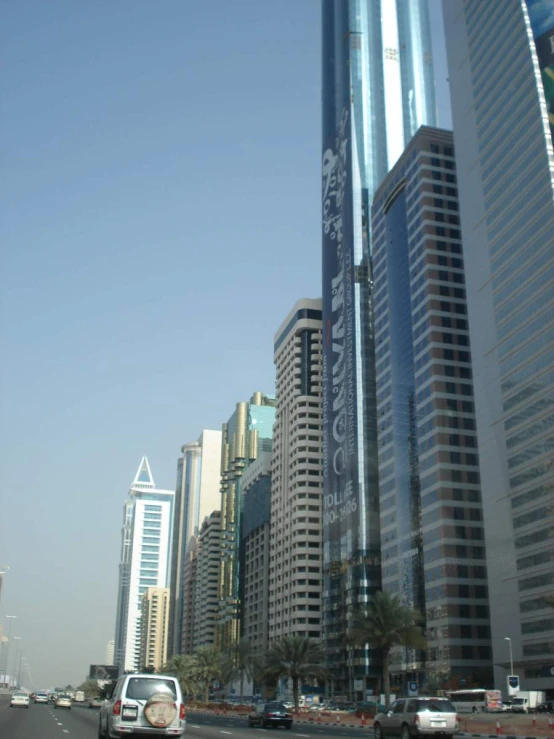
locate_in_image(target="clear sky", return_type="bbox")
[0,0,451,689]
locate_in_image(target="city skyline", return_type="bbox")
[1,0,454,689]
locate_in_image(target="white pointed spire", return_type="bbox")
[132,456,155,489]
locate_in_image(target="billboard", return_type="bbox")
[89,664,119,682]
[525,0,554,145]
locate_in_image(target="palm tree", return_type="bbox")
[348,590,425,708]
[265,636,326,712]
[222,639,254,704]
[163,654,199,699]
[193,646,223,703]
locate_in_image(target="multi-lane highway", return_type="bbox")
[0,696,374,739]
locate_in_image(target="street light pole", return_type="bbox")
[504,637,514,676]
[2,615,16,688]
[12,637,22,690]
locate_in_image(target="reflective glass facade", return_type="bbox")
[372,127,492,691]
[322,0,437,696]
[444,0,554,693]
[218,393,276,648]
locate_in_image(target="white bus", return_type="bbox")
[446,689,502,713]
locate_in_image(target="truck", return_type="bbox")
[74,691,86,703]
[511,691,546,713]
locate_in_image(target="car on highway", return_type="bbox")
[248,701,293,730]
[10,691,30,708]
[373,697,459,739]
[55,694,72,709]
[537,701,554,713]
[89,696,104,708]
[34,692,49,704]
[99,673,186,737]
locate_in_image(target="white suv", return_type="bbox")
[374,697,458,739]
[99,674,186,737]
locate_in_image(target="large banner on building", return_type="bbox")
[525,0,554,145]
[322,0,362,573]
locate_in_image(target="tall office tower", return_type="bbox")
[139,587,170,672]
[193,511,222,649]
[105,640,115,666]
[268,300,323,643]
[322,0,438,696]
[168,430,222,657]
[114,458,174,672]
[443,0,554,694]
[240,453,272,654]
[218,392,276,649]
[180,539,198,655]
[372,126,492,691]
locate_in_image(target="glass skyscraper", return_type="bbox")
[443,0,554,696]
[322,0,437,696]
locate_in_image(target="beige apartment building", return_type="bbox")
[139,587,170,672]
[193,511,222,649]
[268,299,324,642]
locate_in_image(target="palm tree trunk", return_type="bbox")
[292,676,299,713]
[240,674,244,704]
[205,681,209,704]
[383,650,391,708]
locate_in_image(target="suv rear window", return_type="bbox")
[125,678,177,700]
[265,702,288,711]
[416,699,455,713]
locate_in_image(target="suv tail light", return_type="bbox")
[113,700,122,716]
[179,704,186,720]
[414,714,420,726]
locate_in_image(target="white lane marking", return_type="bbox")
[220,732,233,735]
[190,726,202,729]
[63,731,69,734]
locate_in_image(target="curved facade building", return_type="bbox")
[322,0,437,697]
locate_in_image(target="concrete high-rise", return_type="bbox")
[105,640,115,666]
[322,0,438,696]
[241,452,272,654]
[372,126,492,691]
[443,0,554,695]
[218,392,276,649]
[180,539,198,655]
[168,429,222,657]
[193,511,222,649]
[268,300,324,643]
[114,458,173,672]
[139,587,170,672]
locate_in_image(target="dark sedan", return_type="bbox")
[248,701,293,729]
[536,701,554,713]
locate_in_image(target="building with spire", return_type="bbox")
[114,457,174,673]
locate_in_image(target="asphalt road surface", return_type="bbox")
[0,699,376,739]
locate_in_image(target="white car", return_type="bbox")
[55,694,72,709]
[11,691,30,708]
[34,692,49,704]
[99,674,186,738]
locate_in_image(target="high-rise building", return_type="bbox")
[114,458,174,672]
[193,511,222,649]
[268,300,323,644]
[105,640,115,666]
[241,452,272,653]
[168,430,222,657]
[322,0,438,696]
[180,539,198,655]
[372,126,492,691]
[139,587,170,672]
[443,0,554,694]
[218,392,276,649]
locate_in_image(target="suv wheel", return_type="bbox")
[374,722,384,739]
[98,719,106,739]
[401,724,412,739]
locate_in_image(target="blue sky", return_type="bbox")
[0,0,451,688]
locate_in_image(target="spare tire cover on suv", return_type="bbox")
[144,693,177,728]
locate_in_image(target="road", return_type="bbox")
[0,698,374,739]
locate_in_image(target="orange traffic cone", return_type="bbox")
[496,718,501,736]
